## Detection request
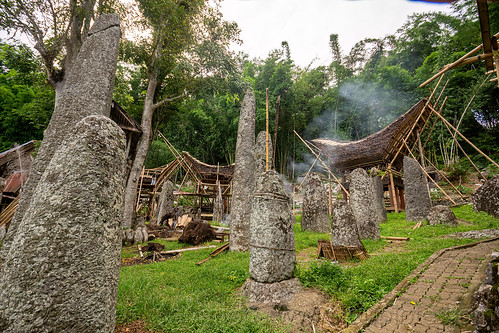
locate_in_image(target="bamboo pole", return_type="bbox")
[493,37,499,88]
[428,105,499,169]
[135,166,145,212]
[388,169,399,213]
[293,130,350,198]
[265,88,270,171]
[386,79,441,173]
[404,141,457,205]
[438,114,488,181]
[419,31,499,88]
[423,155,466,199]
[328,173,332,215]
[298,157,319,189]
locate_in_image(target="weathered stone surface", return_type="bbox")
[0,225,5,241]
[230,90,256,252]
[349,168,380,240]
[254,130,273,181]
[427,205,457,225]
[212,183,225,223]
[330,201,363,247]
[0,115,126,332]
[404,156,431,221]
[472,175,499,218]
[157,181,174,226]
[301,172,330,233]
[241,278,302,303]
[2,14,122,263]
[249,170,295,283]
[133,217,149,244]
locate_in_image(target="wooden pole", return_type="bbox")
[328,173,332,215]
[492,36,499,88]
[419,31,499,88]
[265,88,270,171]
[388,169,399,213]
[428,105,499,168]
[135,166,145,212]
[423,155,466,199]
[404,141,457,205]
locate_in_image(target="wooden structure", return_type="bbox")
[317,239,368,262]
[137,150,234,220]
[310,99,433,211]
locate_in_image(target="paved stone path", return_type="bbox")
[363,239,499,333]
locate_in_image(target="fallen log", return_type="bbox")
[160,245,217,255]
[381,236,410,241]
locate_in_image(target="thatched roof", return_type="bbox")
[182,151,234,181]
[311,99,431,172]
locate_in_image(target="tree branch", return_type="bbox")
[152,92,187,110]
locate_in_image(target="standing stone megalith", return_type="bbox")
[350,168,380,240]
[254,130,273,181]
[157,180,175,226]
[230,90,256,251]
[472,175,499,218]
[330,201,363,247]
[249,170,295,283]
[212,183,225,224]
[1,14,121,266]
[301,172,330,233]
[0,115,126,333]
[371,173,388,223]
[404,156,431,221]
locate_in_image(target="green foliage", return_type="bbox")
[295,205,499,323]
[117,244,286,332]
[144,140,175,168]
[0,41,54,151]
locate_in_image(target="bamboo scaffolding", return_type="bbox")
[423,155,466,199]
[386,77,441,173]
[293,130,350,198]
[428,105,499,169]
[437,112,488,181]
[135,166,145,212]
[404,141,457,205]
[420,31,499,88]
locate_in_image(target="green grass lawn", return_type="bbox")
[116,204,499,331]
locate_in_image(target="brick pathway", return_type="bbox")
[363,239,499,333]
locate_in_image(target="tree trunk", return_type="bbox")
[122,75,158,228]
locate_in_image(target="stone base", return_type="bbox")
[240,278,347,332]
[241,278,302,304]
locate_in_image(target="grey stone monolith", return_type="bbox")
[472,175,499,218]
[249,170,295,283]
[254,131,273,181]
[1,14,122,264]
[427,205,458,226]
[157,181,174,226]
[330,201,363,247]
[404,156,431,221]
[350,168,380,240]
[230,90,256,252]
[213,183,225,223]
[301,172,330,233]
[0,115,126,333]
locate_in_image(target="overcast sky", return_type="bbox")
[219,0,453,67]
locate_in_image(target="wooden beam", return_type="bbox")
[477,0,494,70]
[428,105,499,169]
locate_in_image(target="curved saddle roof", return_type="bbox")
[311,99,431,172]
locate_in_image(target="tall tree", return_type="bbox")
[121,0,240,228]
